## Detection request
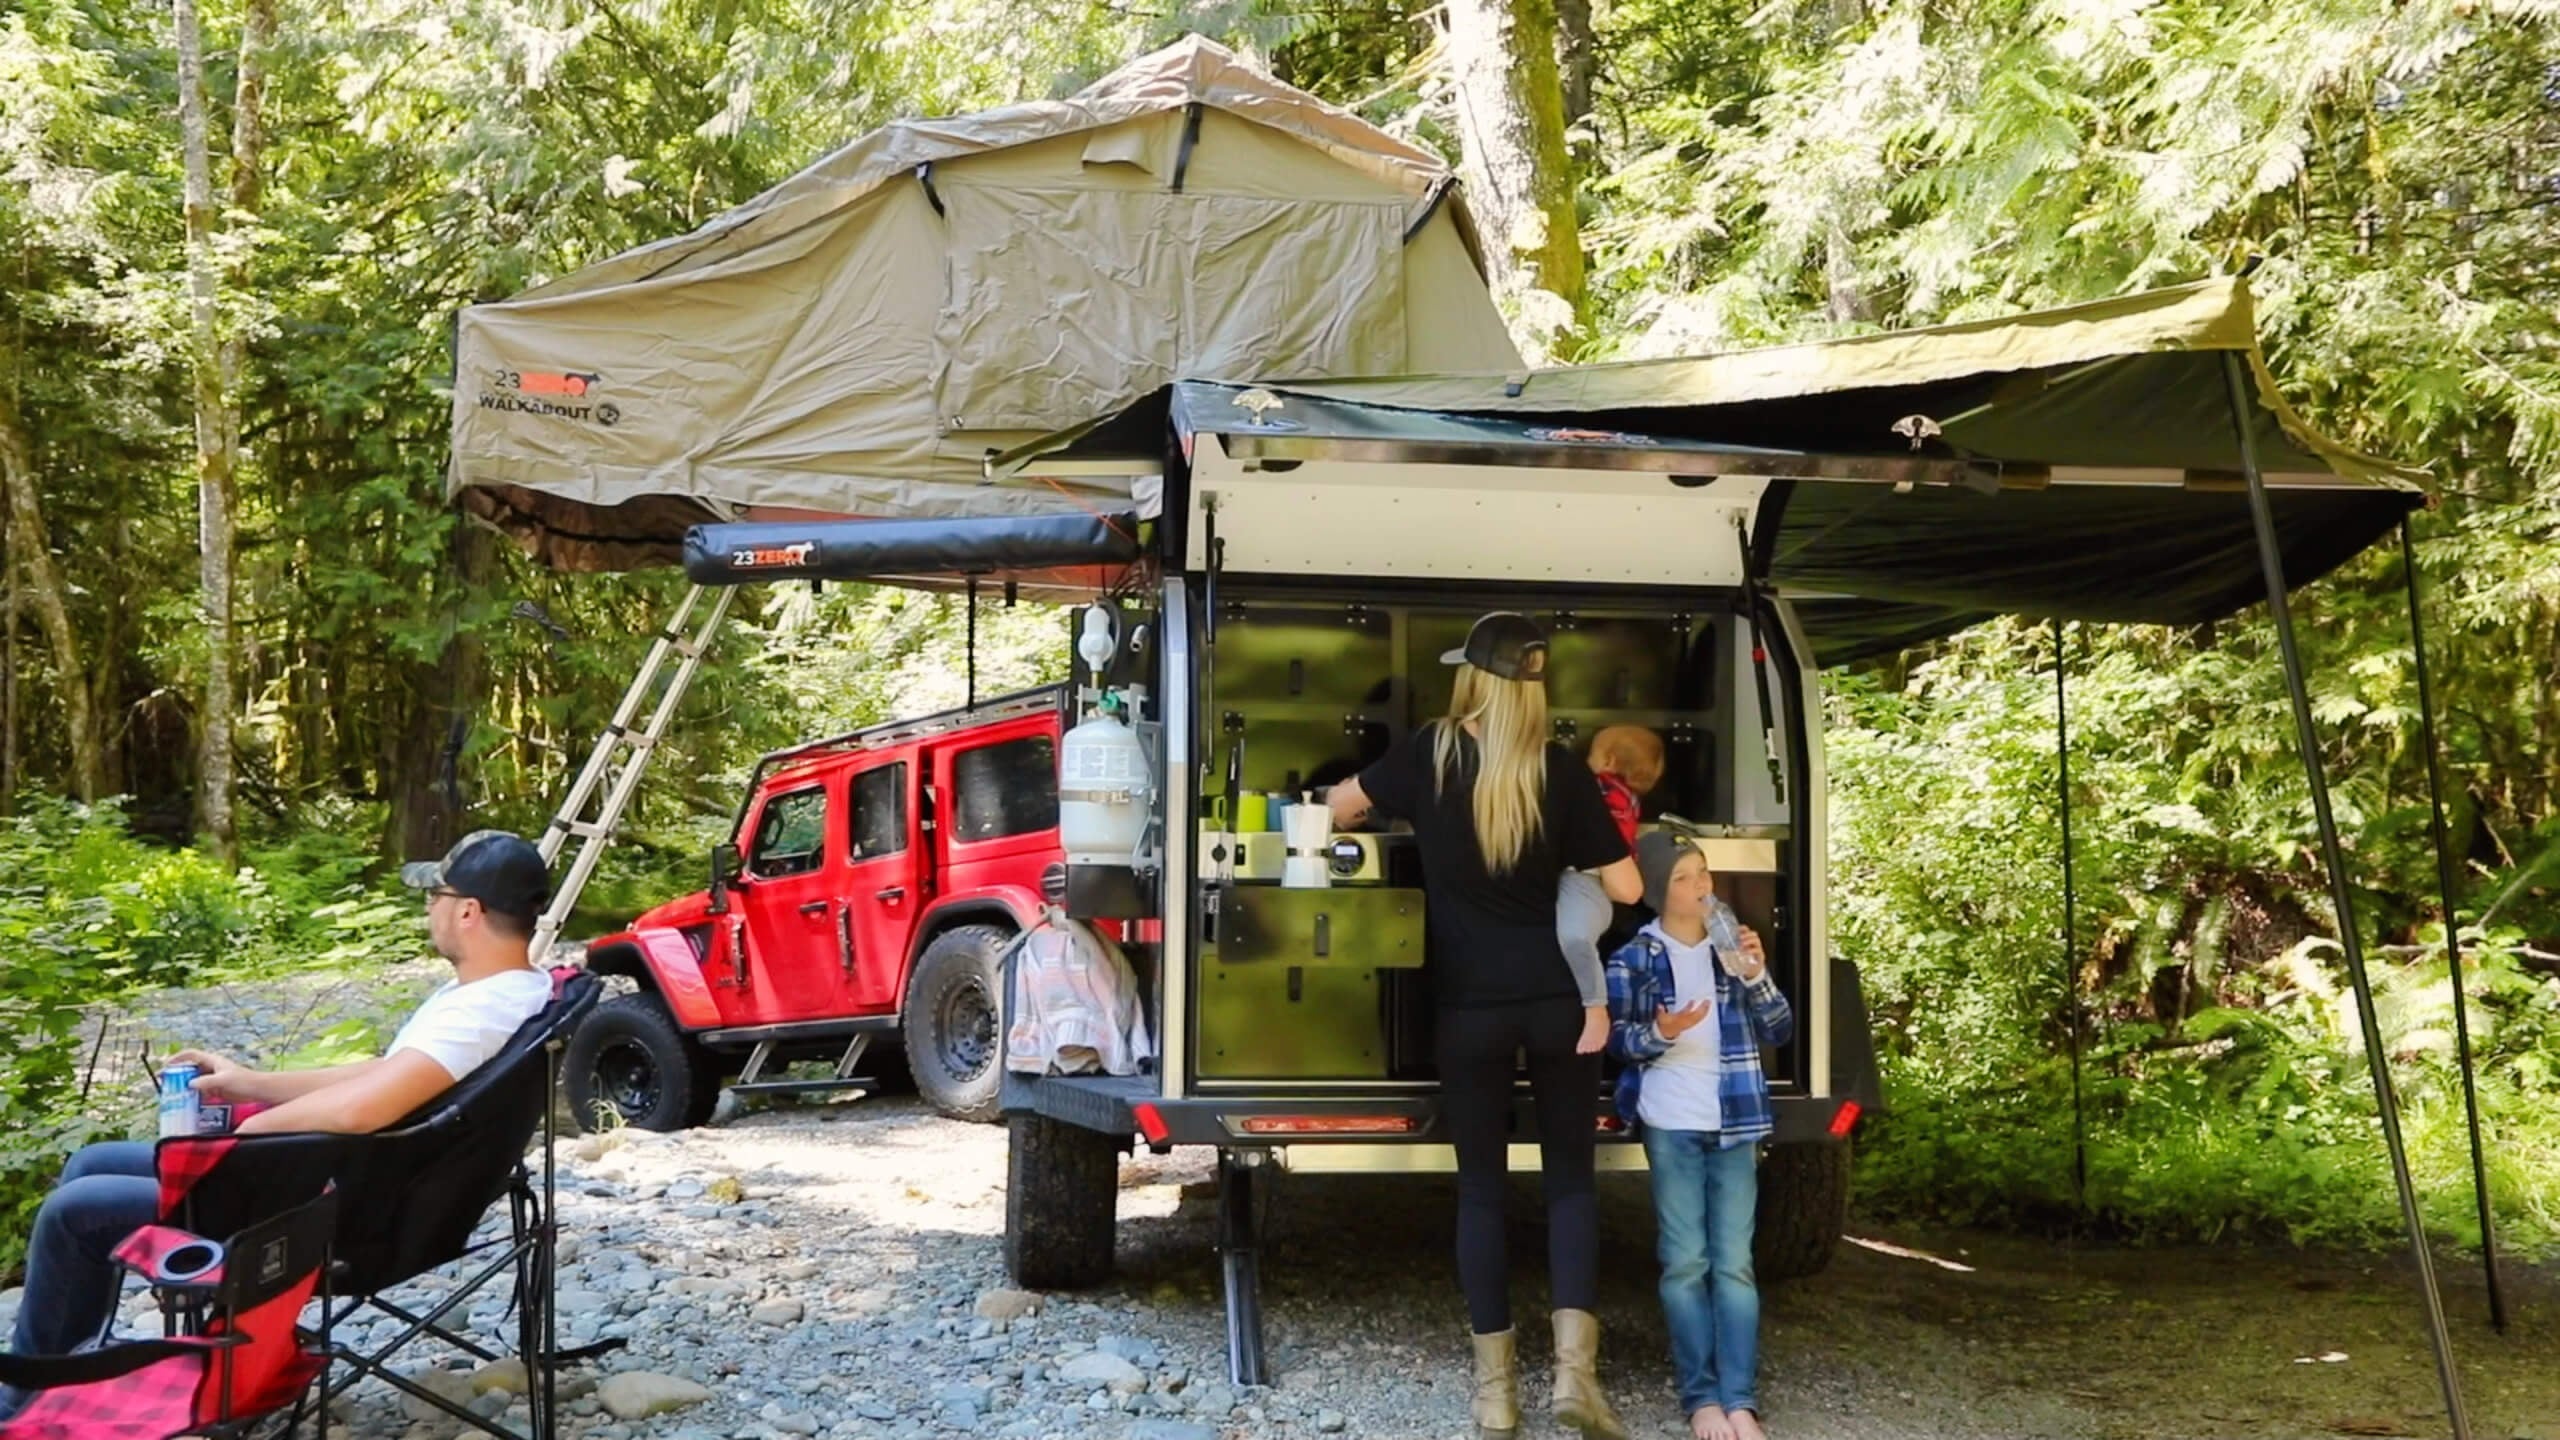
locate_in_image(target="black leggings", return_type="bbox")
[1436,997,1602,1334]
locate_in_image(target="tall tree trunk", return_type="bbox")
[0,390,104,801]
[387,523,493,863]
[1,475,14,810]
[178,0,266,864]
[1553,0,1597,157]
[1442,0,1585,358]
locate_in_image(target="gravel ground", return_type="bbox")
[23,972,2560,1440]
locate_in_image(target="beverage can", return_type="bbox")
[156,1063,203,1140]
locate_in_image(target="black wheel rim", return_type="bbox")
[594,1037,662,1119]
[937,976,997,1083]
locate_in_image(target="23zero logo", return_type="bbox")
[492,368,602,397]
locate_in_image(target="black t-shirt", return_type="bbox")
[1355,726,1629,1010]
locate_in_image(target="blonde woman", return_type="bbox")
[1329,612,1643,1440]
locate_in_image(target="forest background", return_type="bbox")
[3,0,2557,1275]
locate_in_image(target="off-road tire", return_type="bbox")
[903,924,1011,1123]
[563,992,725,1133]
[1754,1137,1852,1280]
[1004,1113,1120,1288]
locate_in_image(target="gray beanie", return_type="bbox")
[1634,830,1698,914]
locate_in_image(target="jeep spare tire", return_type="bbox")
[903,924,1010,1123]
[564,991,725,1133]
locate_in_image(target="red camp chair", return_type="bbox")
[0,1186,337,1440]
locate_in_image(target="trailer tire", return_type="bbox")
[1754,1137,1852,1281]
[1004,1114,1119,1289]
[904,924,1011,1123]
[564,992,725,1133]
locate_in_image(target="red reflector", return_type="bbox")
[1132,1103,1170,1144]
[1236,1115,1419,1136]
[1596,1114,1627,1133]
[1828,1100,1862,1138]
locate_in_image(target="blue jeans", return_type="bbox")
[11,1141,159,1358]
[1642,1127,1761,1416]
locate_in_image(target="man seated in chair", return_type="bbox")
[0,830,556,1419]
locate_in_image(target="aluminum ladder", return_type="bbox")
[530,584,734,963]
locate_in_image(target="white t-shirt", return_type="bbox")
[1635,922,1723,1133]
[390,968,553,1082]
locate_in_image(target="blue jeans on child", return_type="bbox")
[1642,1127,1761,1417]
[11,1141,159,1358]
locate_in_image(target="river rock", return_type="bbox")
[596,1371,713,1420]
[974,1288,1041,1322]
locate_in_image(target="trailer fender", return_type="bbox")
[1827,955,1885,1113]
[587,928,723,1031]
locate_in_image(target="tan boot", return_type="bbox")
[1469,1327,1519,1438]
[1550,1309,1631,1440]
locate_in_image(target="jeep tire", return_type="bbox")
[1754,1137,1852,1280]
[564,992,725,1133]
[903,924,1010,1123]
[1004,1113,1120,1289]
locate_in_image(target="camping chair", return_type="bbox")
[163,969,612,1440]
[0,1186,338,1440]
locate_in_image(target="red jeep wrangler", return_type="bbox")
[564,686,1068,1129]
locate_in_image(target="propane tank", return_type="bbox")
[1059,694,1150,864]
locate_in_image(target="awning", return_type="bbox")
[1010,277,2426,661]
[681,513,1141,591]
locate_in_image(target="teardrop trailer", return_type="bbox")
[440,38,2491,1437]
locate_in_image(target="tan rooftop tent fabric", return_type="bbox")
[448,36,1517,570]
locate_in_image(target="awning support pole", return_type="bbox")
[2224,353,2470,1438]
[2053,616,2087,1217]
[2400,517,2506,1333]
[966,575,980,710]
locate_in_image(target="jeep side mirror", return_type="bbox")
[708,841,743,914]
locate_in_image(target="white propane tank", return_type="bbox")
[1059,704,1150,863]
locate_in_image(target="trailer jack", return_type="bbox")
[1216,1148,1268,1387]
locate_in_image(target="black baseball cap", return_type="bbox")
[1440,611,1549,682]
[401,830,552,924]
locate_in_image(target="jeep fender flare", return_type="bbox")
[584,928,722,1030]
[902,887,1042,993]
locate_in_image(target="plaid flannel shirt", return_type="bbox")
[1604,915,1794,1146]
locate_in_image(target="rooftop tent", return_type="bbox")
[446,35,1517,572]
[1006,275,2427,661]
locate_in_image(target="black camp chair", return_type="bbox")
[164,969,614,1440]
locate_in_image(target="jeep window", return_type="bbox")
[952,735,1059,841]
[851,763,907,860]
[747,786,828,877]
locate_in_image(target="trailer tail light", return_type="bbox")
[1829,1100,1862,1138]
[1132,1104,1170,1145]
[1596,1114,1627,1134]
[1234,1115,1419,1136]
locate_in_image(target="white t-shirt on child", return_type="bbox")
[390,967,553,1082]
[1634,922,1724,1134]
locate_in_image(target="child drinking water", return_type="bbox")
[1606,831,1793,1440]
[1559,725,1665,1053]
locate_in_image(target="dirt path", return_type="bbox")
[605,1096,2557,1440]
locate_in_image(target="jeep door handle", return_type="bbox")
[875,886,906,903]
[799,900,830,916]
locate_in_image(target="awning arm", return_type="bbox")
[2226,353,2471,1438]
[2053,618,2088,1219]
[2401,516,2506,1334]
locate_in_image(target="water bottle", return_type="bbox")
[1707,897,1747,975]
